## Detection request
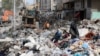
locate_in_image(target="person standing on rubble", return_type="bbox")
[69,18,79,43]
[59,30,70,48]
[43,21,50,30]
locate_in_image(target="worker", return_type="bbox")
[43,21,50,29]
[69,19,79,44]
[69,20,79,38]
[51,29,62,43]
[59,30,70,48]
[62,30,70,39]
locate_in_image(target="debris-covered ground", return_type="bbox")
[0,20,100,56]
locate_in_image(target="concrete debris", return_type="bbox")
[78,28,89,37]
[0,37,13,42]
[0,20,100,56]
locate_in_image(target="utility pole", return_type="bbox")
[13,0,16,30]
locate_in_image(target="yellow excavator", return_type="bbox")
[19,7,39,28]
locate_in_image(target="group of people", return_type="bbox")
[51,19,100,49]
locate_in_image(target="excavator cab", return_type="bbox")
[20,7,38,28]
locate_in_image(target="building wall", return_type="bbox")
[62,0,75,20]
[74,0,81,11]
[47,0,51,10]
[35,0,40,11]
[40,0,51,12]
[0,0,2,8]
[74,0,91,20]
[62,0,100,20]
[51,0,66,10]
[74,0,87,11]
[36,0,40,3]
[62,0,69,3]
[51,0,56,10]
[91,0,100,11]
[62,0,74,3]
[56,0,63,10]
[91,0,100,20]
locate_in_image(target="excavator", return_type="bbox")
[19,7,39,28]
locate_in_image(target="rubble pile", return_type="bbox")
[0,20,100,56]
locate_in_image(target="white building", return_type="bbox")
[51,0,63,11]
[51,0,57,10]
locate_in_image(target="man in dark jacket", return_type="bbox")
[51,29,62,43]
[69,20,79,39]
[69,19,79,43]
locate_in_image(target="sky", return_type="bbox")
[25,0,36,5]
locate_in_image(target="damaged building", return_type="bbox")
[63,0,100,20]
